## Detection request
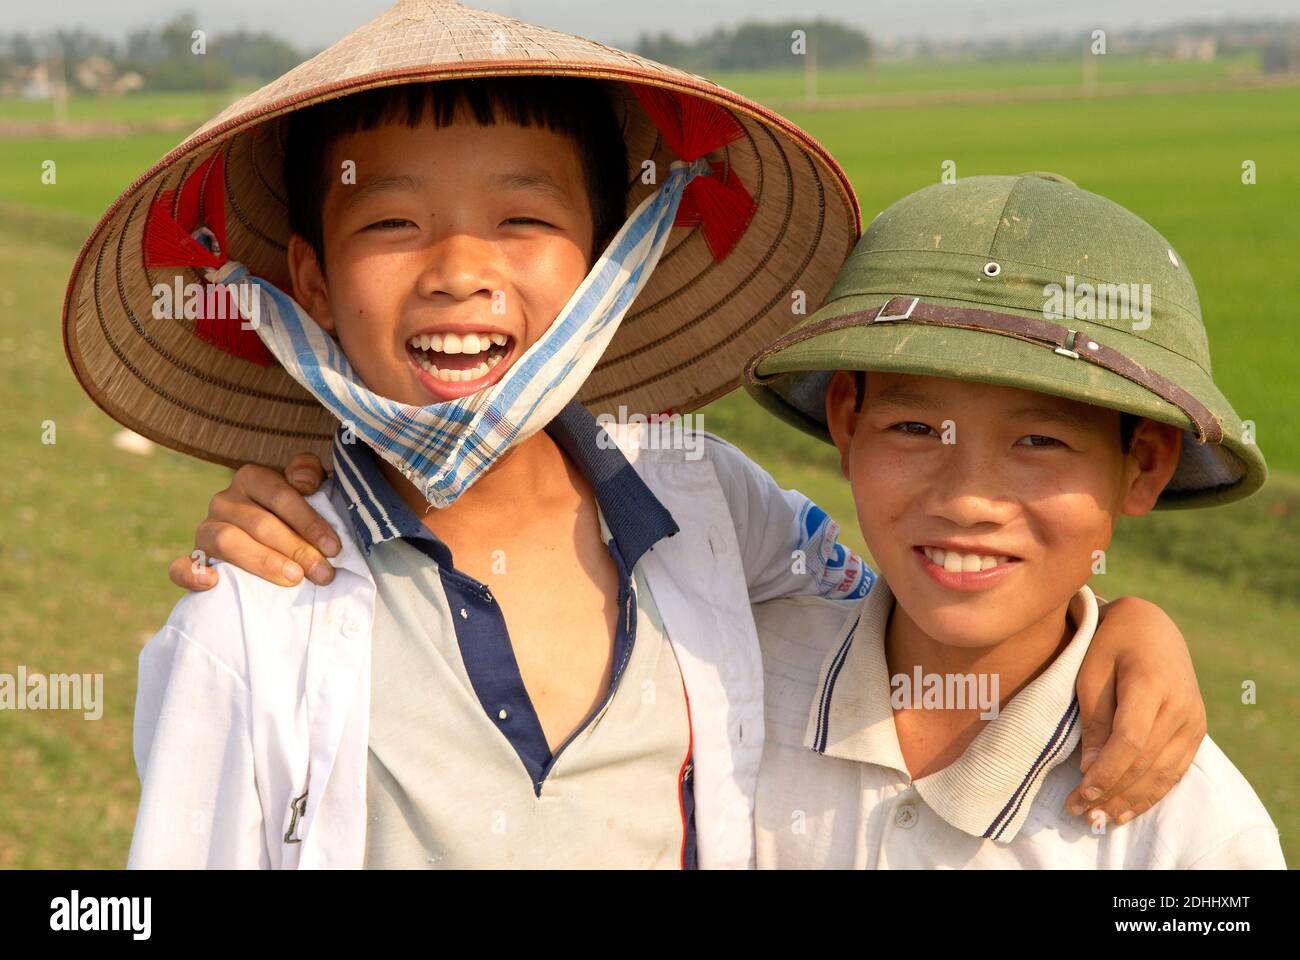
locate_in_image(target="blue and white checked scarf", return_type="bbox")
[203,157,711,508]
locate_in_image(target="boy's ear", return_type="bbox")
[824,370,861,480]
[1120,418,1184,517]
[286,233,335,333]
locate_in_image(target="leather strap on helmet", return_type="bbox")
[745,295,1223,444]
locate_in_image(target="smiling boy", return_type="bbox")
[743,173,1285,868]
[66,3,885,868]
[68,4,1216,870]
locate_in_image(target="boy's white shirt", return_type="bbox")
[752,586,1287,869]
[127,423,860,869]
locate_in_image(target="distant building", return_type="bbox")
[21,63,52,99]
[1173,34,1217,61]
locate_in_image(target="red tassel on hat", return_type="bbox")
[143,150,273,366]
[629,83,756,262]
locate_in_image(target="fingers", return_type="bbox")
[226,463,340,559]
[284,453,326,495]
[169,554,218,591]
[195,517,325,588]
[1085,720,1204,828]
[208,493,338,585]
[1075,665,1117,778]
[1066,670,1162,816]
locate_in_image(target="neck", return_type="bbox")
[884,594,1078,712]
[377,428,584,536]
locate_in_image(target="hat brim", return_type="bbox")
[745,294,1266,508]
[63,1,860,471]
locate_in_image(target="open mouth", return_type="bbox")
[405,331,514,384]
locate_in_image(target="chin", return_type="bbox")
[912,612,1017,650]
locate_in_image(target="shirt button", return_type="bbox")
[459,608,468,619]
[895,803,917,829]
[497,708,508,721]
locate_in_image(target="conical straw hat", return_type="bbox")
[63,0,860,470]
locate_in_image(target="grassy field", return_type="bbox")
[719,51,1262,101]
[0,61,1296,868]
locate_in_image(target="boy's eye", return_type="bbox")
[890,421,938,437]
[502,217,552,227]
[1015,434,1064,448]
[364,219,414,231]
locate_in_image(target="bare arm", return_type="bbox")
[1068,596,1207,827]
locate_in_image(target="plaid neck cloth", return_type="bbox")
[203,157,710,508]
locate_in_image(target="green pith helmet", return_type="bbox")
[743,172,1266,508]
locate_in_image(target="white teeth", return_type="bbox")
[419,360,492,384]
[408,332,509,355]
[922,547,1012,573]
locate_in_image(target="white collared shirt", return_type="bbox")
[126,420,871,869]
[753,580,1286,869]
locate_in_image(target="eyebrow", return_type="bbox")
[1003,404,1096,432]
[869,384,938,410]
[870,385,1095,432]
[338,168,575,213]
[339,173,428,212]
[487,169,576,208]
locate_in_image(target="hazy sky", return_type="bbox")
[6,0,1299,50]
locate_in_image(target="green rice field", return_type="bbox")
[1,56,1296,867]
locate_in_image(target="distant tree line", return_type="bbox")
[0,13,307,93]
[635,20,872,73]
[1,15,872,97]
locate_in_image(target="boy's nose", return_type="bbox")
[415,232,504,302]
[918,444,1017,528]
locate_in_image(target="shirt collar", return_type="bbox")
[803,576,1099,842]
[328,400,679,568]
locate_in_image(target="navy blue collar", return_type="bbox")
[329,400,679,569]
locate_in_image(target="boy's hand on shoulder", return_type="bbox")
[1069,595,1207,829]
[167,453,341,592]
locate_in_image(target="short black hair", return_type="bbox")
[849,370,1142,452]
[283,77,630,273]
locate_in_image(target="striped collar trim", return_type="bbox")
[803,577,1099,842]
[329,400,678,568]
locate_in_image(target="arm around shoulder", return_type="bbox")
[704,432,872,604]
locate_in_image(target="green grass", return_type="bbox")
[0,134,183,217]
[0,230,232,868]
[0,87,256,126]
[0,65,1296,868]
[713,52,1261,102]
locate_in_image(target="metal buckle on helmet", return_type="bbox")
[1054,328,1081,359]
[872,297,919,323]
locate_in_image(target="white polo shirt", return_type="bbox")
[753,580,1286,869]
